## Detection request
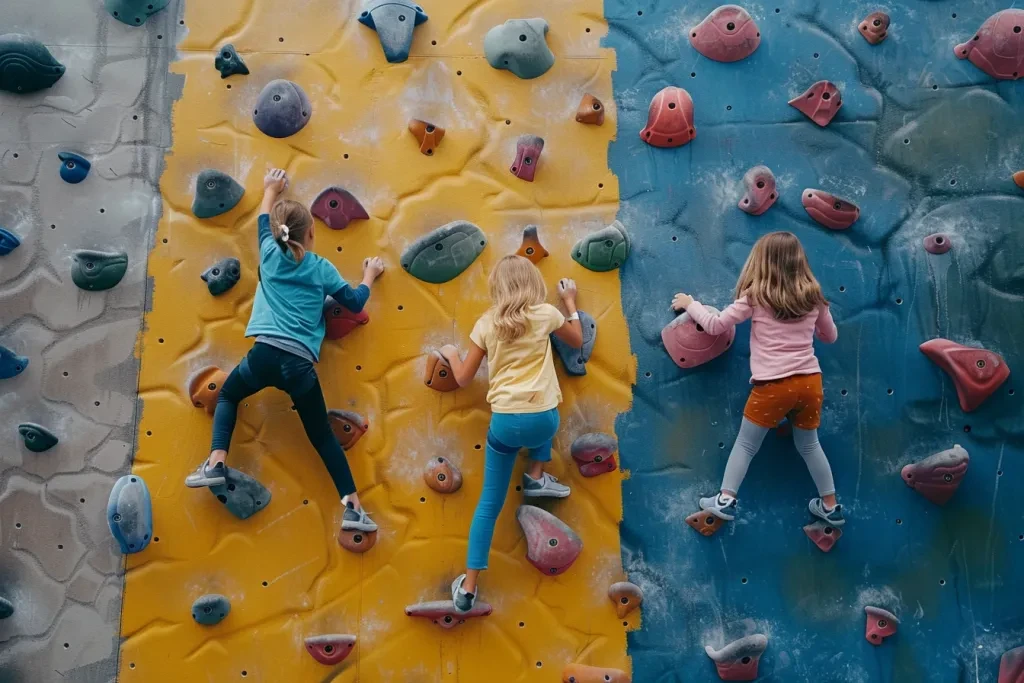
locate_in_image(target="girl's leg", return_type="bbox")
[793,427,838,508]
[291,378,357,499]
[185,362,261,487]
[522,409,569,498]
[719,417,770,496]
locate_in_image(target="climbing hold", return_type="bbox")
[920,338,1010,412]
[201,257,241,296]
[107,475,152,554]
[572,220,630,272]
[401,220,487,284]
[575,94,605,125]
[0,597,12,620]
[686,510,726,537]
[640,86,696,148]
[864,606,898,645]
[1014,171,1024,189]
[324,299,369,340]
[954,9,1024,81]
[789,81,843,127]
[0,34,66,93]
[18,423,58,453]
[689,5,762,63]
[737,166,777,216]
[562,664,630,683]
[58,152,91,184]
[484,18,555,80]
[104,0,170,26]
[802,189,860,230]
[661,307,735,369]
[191,594,230,626]
[858,11,890,45]
[358,0,428,64]
[998,646,1024,683]
[338,528,377,553]
[215,44,249,78]
[803,520,842,553]
[516,225,548,264]
[192,170,245,219]
[516,505,583,576]
[510,134,545,182]
[423,456,463,494]
[705,634,768,681]
[0,345,29,380]
[304,634,357,665]
[209,467,271,520]
[253,79,312,139]
[423,351,459,391]
[571,433,617,478]
[189,366,227,415]
[405,600,493,628]
[552,310,596,377]
[310,187,369,230]
[0,228,20,256]
[901,444,970,505]
[71,250,128,291]
[408,119,445,156]
[328,409,369,449]
[923,233,952,255]
[608,582,643,618]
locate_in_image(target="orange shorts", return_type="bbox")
[743,373,823,430]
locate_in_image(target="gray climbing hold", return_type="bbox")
[201,257,241,296]
[552,310,596,376]
[18,423,58,453]
[0,596,12,620]
[358,0,429,64]
[0,33,66,93]
[215,44,249,78]
[209,467,271,520]
[0,345,28,380]
[191,594,231,626]
[192,170,245,219]
[104,0,170,26]
[484,18,554,80]
[572,220,630,272]
[107,474,153,554]
[253,80,312,139]
[401,220,487,284]
[72,250,128,291]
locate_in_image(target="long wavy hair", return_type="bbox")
[735,231,826,320]
[489,255,547,342]
[269,199,313,262]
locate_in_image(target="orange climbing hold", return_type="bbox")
[575,93,605,125]
[423,456,463,494]
[424,351,459,392]
[515,225,549,264]
[864,606,898,645]
[640,86,696,148]
[919,338,1010,412]
[562,663,631,683]
[858,11,890,45]
[323,298,369,340]
[338,528,377,553]
[405,600,492,629]
[803,520,842,552]
[1015,171,1024,189]
[328,409,368,449]
[686,510,725,537]
[304,634,356,665]
[188,366,227,414]
[408,119,445,156]
[608,581,643,618]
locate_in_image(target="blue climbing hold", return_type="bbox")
[0,34,66,94]
[72,250,128,291]
[201,257,241,296]
[253,80,312,139]
[192,170,245,219]
[0,345,28,380]
[104,0,170,26]
[551,310,596,376]
[106,474,153,555]
[0,596,12,619]
[0,228,20,256]
[58,152,91,184]
[210,467,271,520]
[18,423,58,453]
[215,44,249,79]
[358,0,429,64]
[191,594,231,626]
[484,18,555,80]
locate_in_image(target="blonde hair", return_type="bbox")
[489,255,547,342]
[269,199,313,262]
[735,231,826,320]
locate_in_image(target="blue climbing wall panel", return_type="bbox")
[606,1,1023,680]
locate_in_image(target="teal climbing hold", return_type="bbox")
[0,34,66,94]
[215,44,248,78]
[191,594,231,626]
[210,467,271,520]
[484,19,555,80]
[201,257,241,296]
[401,220,487,284]
[572,220,630,272]
[58,152,91,184]
[0,228,20,256]
[107,475,153,554]
[72,250,128,291]
[104,0,170,26]
[192,170,245,219]
[0,596,12,620]
[18,423,58,453]
[0,345,28,380]
[358,0,429,64]
[552,310,596,376]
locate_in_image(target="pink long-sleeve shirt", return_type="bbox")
[686,297,838,382]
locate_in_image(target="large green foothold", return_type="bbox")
[104,0,171,26]
[72,250,128,291]
[401,221,487,284]
[484,19,555,80]
[18,423,58,453]
[0,34,66,94]
[572,220,631,272]
[191,594,231,626]
[192,170,245,219]
[209,467,271,520]
[0,596,12,619]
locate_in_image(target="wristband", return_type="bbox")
[566,312,580,322]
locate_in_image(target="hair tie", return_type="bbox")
[278,225,290,243]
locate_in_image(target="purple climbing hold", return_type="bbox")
[920,338,1010,412]
[803,520,842,553]
[689,5,762,63]
[737,166,777,216]
[516,505,583,576]
[661,307,734,369]
[864,606,898,645]
[304,634,356,665]
[901,444,969,505]
[923,233,952,255]
[310,187,369,230]
[789,81,843,127]
[998,646,1024,683]
[859,11,890,45]
[405,600,492,628]
[954,9,1024,81]
[0,228,20,256]
[510,135,544,182]
[324,299,369,340]
[705,634,768,681]
[253,80,312,139]
[640,86,696,148]
[570,432,617,478]
[802,189,860,230]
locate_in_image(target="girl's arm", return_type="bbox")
[814,303,838,343]
[330,258,385,313]
[439,343,486,387]
[671,293,752,336]
[551,278,583,349]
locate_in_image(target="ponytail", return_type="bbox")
[269,199,312,262]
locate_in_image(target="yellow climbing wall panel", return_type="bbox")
[122,1,633,680]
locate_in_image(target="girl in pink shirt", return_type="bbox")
[672,231,844,527]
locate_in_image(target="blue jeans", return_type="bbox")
[466,409,560,570]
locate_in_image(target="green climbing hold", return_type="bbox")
[18,423,58,453]
[401,221,487,284]
[484,19,555,80]
[191,594,231,626]
[201,257,241,296]
[72,250,128,291]
[215,44,248,78]
[0,34,66,94]
[210,467,271,520]
[192,170,245,219]
[0,596,12,619]
[104,0,171,26]
[572,220,630,272]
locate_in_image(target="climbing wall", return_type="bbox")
[608,1,1024,681]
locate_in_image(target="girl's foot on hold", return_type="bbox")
[522,472,570,499]
[699,493,737,521]
[184,459,226,488]
[451,574,477,614]
[341,502,378,532]
[809,498,845,526]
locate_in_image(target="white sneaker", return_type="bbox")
[522,472,571,499]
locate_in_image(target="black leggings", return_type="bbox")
[210,342,356,497]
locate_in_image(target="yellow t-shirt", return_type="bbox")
[470,303,566,414]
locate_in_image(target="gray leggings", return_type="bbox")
[721,418,836,497]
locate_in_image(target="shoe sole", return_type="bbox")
[810,513,845,527]
[341,522,379,533]
[185,476,226,488]
[522,488,571,499]
[702,508,736,521]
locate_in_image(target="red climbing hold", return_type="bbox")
[304,634,356,665]
[954,9,1024,81]
[562,664,631,683]
[516,505,583,576]
[802,189,860,230]
[686,510,726,537]
[789,81,843,127]
[310,187,369,230]
[423,351,459,392]
[424,456,463,494]
[328,409,368,449]
[516,225,549,264]
[705,634,768,681]
[689,5,762,63]
[189,366,227,415]
[901,444,969,505]
[737,165,777,216]
[338,528,377,553]
[923,233,952,255]
[919,338,1010,412]
[661,307,735,369]
[575,93,605,125]
[864,606,898,645]
[859,12,890,45]
[998,646,1024,683]
[1014,171,1024,189]
[510,135,544,182]
[803,520,843,552]
[405,600,492,629]
[570,433,618,477]
[640,86,696,148]
[608,582,643,618]
[323,298,369,341]
[408,119,445,156]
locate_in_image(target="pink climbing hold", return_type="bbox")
[405,600,492,629]
[803,520,843,553]
[859,11,890,45]
[737,165,777,216]
[923,233,952,255]
[310,187,369,230]
[705,634,768,681]
[304,634,356,665]
[516,505,583,576]
[864,606,898,645]
[920,338,1010,412]
[689,5,762,63]
[324,298,369,340]
[570,433,617,478]
[661,307,735,369]
[640,86,696,148]
[998,645,1024,683]
[802,189,860,230]
[954,9,1024,81]
[510,135,544,182]
[789,81,843,127]
[901,445,969,505]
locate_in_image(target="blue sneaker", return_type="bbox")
[699,493,737,521]
[809,498,846,527]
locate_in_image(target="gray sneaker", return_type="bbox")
[522,472,570,499]
[809,498,846,527]
[699,493,737,521]
[451,574,476,614]
[185,460,226,488]
[342,503,378,532]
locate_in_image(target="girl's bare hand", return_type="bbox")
[439,344,459,363]
[557,278,578,303]
[671,292,694,311]
[264,168,288,194]
[362,257,385,280]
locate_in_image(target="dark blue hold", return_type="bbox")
[209,467,271,520]
[191,594,231,626]
[358,0,429,64]
[107,474,153,554]
[58,152,90,184]
[0,345,28,380]
[0,228,20,256]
